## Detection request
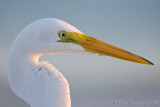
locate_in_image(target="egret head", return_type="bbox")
[19,18,153,65]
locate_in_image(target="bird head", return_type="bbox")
[21,18,153,65]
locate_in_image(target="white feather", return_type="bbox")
[8,18,85,107]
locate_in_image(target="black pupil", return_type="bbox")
[61,33,66,37]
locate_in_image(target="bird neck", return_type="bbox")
[8,45,71,107]
[8,45,41,73]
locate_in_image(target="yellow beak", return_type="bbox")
[58,31,153,65]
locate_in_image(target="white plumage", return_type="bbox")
[7,18,153,107]
[8,18,84,107]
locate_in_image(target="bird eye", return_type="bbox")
[58,30,67,38]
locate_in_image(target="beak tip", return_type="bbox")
[140,57,154,65]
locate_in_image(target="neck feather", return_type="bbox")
[8,43,71,107]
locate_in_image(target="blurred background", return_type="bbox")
[0,0,160,107]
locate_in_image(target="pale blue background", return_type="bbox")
[0,0,160,107]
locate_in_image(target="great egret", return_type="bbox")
[7,18,153,107]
